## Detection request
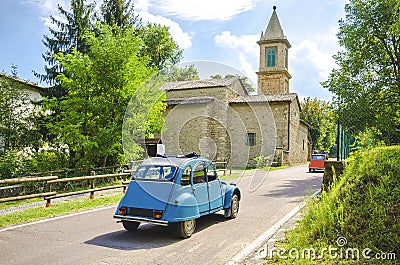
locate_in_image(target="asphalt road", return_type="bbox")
[0,165,322,265]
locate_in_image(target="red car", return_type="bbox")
[308,154,327,172]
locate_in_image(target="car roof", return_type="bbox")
[140,156,208,168]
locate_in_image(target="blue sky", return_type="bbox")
[0,0,347,100]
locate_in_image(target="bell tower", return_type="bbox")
[257,6,291,95]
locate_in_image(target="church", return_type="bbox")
[160,7,311,167]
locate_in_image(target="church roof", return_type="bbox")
[230,93,298,104]
[162,77,239,91]
[259,6,291,47]
[165,97,215,105]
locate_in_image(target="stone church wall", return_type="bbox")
[288,100,309,163]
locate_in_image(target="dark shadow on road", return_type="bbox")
[261,174,322,200]
[84,212,228,250]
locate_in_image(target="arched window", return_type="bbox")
[267,48,276,67]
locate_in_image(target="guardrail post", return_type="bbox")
[89,171,95,199]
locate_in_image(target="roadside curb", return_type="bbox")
[226,189,321,265]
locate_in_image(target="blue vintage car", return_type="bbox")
[113,153,241,238]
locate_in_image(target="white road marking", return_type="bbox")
[0,205,115,233]
[226,189,321,265]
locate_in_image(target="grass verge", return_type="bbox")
[268,146,400,264]
[0,193,123,229]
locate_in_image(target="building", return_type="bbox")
[161,7,311,167]
[0,72,43,103]
[0,72,44,152]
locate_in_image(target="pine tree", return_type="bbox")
[35,0,95,97]
[100,0,141,30]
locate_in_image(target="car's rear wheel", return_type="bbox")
[224,194,239,219]
[169,219,196,239]
[122,221,140,231]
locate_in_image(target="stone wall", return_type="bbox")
[269,102,289,151]
[288,100,309,164]
[257,74,289,95]
[162,82,309,167]
[322,161,345,190]
[229,102,275,167]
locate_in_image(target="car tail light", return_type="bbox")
[119,206,127,215]
[153,210,163,219]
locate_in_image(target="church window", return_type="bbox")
[285,48,288,69]
[247,133,255,146]
[267,48,276,67]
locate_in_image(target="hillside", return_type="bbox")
[273,146,400,264]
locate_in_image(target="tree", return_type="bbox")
[323,0,400,144]
[211,74,256,92]
[210,74,222,79]
[52,25,154,167]
[35,0,95,96]
[300,97,336,152]
[138,23,183,70]
[165,65,199,81]
[100,0,141,30]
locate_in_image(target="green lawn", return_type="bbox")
[0,193,123,228]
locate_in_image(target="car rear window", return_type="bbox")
[133,165,177,181]
[312,155,325,160]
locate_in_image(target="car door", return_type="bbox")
[192,162,209,214]
[206,162,224,210]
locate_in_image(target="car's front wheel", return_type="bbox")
[122,221,140,231]
[224,194,239,219]
[169,219,196,239]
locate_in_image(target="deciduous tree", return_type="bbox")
[52,25,154,167]
[138,23,183,70]
[323,0,400,144]
[300,97,336,152]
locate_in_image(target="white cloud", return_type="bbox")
[291,40,336,80]
[22,0,69,15]
[215,31,259,83]
[135,0,151,12]
[139,11,192,49]
[150,0,259,21]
